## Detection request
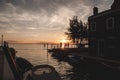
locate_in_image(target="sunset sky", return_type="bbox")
[0,0,113,43]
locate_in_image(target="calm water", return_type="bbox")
[9,44,120,80]
[10,44,73,80]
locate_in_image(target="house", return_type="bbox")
[88,0,120,59]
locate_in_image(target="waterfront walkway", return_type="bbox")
[48,48,120,69]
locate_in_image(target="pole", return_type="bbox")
[1,35,3,46]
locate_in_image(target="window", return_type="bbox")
[90,22,96,31]
[106,17,114,29]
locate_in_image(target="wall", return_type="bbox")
[0,47,15,80]
[3,55,15,80]
[0,49,4,80]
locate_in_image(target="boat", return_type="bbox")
[0,41,62,80]
[24,65,61,80]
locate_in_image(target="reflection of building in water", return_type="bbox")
[88,0,120,59]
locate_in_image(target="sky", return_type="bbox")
[0,0,113,43]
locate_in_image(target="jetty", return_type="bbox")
[48,47,120,80]
[48,47,120,70]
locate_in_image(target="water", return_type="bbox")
[10,43,73,80]
[10,44,119,80]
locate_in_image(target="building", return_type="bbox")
[88,0,120,59]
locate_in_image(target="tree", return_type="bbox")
[65,16,88,48]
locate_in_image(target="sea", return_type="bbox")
[10,43,73,80]
[9,43,119,80]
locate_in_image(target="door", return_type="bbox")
[98,39,104,56]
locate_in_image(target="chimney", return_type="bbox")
[111,0,120,9]
[93,7,98,15]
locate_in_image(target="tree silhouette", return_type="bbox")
[65,16,88,48]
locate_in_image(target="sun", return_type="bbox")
[59,39,68,49]
[60,39,68,43]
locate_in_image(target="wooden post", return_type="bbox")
[47,43,48,49]
[1,35,3,46]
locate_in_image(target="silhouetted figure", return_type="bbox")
[60,42,62,48]
[67,43,69,48]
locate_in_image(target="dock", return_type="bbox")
[48,48,120,70]
[48,47,88,55]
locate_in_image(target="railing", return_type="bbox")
[3,42,22,80]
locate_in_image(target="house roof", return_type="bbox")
[88,0,120,20]
[88,8,120,20]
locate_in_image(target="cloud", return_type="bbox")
[0,0,114,42]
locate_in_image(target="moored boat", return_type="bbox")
[24,65,61,80]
